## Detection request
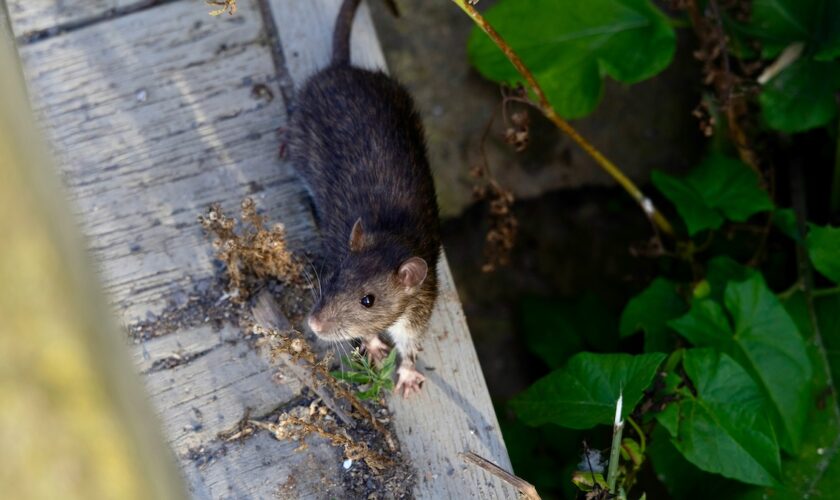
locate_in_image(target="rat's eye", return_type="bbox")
[360,294,375,308]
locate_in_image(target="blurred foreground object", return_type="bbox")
[0,11,186,500]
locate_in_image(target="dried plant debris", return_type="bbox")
[221,398,414,499]
[252,322,398,451]
[199,198,302,301]
[206,0,237,16]
[196,201,412,496]
[471,165,518,273]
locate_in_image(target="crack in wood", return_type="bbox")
[15,0,180,45]
[255,0,296,112]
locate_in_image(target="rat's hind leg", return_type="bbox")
[388,315,425,398]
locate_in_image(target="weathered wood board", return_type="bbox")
[7,0,147,37]
[10,1,338,497]
[269,3,515,496]
[10,0,516,497]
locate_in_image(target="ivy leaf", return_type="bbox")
[620,278,687,353]
[648,426,744,497]
[807,224,840,283]
[759,58,840,133]
[771,208,802,242]
[815,0,840,60]
[511,352,665,429]
[706,256,759,303]
[658,349,781,487]
[652,154,773,235]
[747,0,815,57]
[745,0,840,59]
[760,292,840,498]
[467,0,675,119]
[669,274,813,453]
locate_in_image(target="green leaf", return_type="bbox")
[660,349,781,487]
[652,154,773,235]
[759,58,840,133]
[619,278,687,352]
[749,0,815,51]
[744,0,840,60]
[648,426,745,498]
[807,224,840,283]
[771,208,802,242]
[511,352,665,429]
[356,387,380,401]
[379,348,398,379]
[733,292,840,498]
[467,0,675,119]
[651,170,722,235]
[330,370,371,384]
[706,256,759,303]
[814,0,840,60]
[669,298,732,350]
[669,274,813,453]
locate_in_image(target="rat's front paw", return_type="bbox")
[362,336,390,365]
[395,366,425,398]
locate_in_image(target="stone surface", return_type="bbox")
[370,0,704,217]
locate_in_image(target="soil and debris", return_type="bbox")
[127,197,415,497]
[127,274,239,342]
[195,198,416,498]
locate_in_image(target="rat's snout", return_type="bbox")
[307,315,331,335]
[307,316,323,333]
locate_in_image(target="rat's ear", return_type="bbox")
[349,217,366,252]
[398,257,428,290]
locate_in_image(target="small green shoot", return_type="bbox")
[331,348,398,401]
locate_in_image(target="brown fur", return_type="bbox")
[288,1,440,348]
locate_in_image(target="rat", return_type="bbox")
[287,0,441,397]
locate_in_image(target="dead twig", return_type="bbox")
[251,291,355,427]
[254,414,395,472]
[460,451,540,500]
[248,293,397,451]
[206,0,236,16]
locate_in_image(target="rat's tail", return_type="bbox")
[332,0,362,65]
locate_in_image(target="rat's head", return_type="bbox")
[307,218,428,341]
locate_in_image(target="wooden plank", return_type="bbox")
[7,0,147,38]
[12,0,516,496]
[268,1,516,498]
[11,1,339,497]
[186,433,344,500]
[17,0,316,321]
[0,19,185,498]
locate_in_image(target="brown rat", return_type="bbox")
[288,0,440,397]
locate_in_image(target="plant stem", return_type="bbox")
[607,393,625,493]
[626,416,646,453]
[814,286,840,298]
[451,0,675,237]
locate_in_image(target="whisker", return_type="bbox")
[299,265,317,300]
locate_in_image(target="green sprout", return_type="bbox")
[331,348,397,401]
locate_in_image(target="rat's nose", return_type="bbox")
[308,316,324,333]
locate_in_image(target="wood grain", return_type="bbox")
[11,0,516,497]
[269,1,516,498]
[12,1,339,497]
[7,0,149,37]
